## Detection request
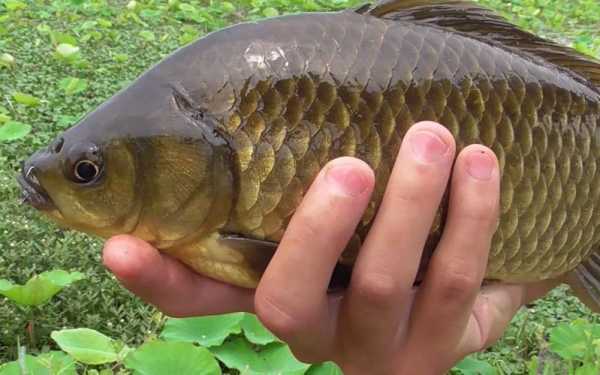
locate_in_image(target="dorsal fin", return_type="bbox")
[361,0,600,88]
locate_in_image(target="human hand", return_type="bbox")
[103,121,559,374]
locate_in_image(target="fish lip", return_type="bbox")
[17,165,54,210]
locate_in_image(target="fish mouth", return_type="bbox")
[17,164,54,210]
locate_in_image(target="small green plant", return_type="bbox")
[0,270,85,349]
[0,313,341,374]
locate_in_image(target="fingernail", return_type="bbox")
[466,150,495,181]
[409,130,449,163]
[325,162,371,197]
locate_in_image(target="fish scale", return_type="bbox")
[215,10,600,283]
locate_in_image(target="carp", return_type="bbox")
[18,0,600,310]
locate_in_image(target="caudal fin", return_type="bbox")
[565,252,600,313]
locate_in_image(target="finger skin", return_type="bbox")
[103,235,254,317]
[337,121,456,367]
[405,145,500,372]
[464,279,559,353]
[255,157,374,363]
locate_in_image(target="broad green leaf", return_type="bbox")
[575,363,600,375]
[12,92,40,106]
[0,53,14,67]
[50,32,78,46]
[211,338,309,375]
[124,341,221,375]
[160,313,244,347]
[453,356,497,375]
[0,113,10,123]
[0,270,84,306]
[306,362,343,375]
[56,43,80,59]
[0,355,47,375]
[0,121,30,141]
[4,0,27,11]
[549,321,600,361]
[221,2,235,13]
[59,77,88,95]
[178,3,196,13]
[139,30,155,42]
[0,352,75,375]
[262,7,279,18]
[241,314,279,345]
[51,328,119,365]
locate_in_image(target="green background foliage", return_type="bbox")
[1,0,600,373]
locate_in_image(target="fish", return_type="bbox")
[17,0,600,311]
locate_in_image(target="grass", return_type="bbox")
[1,0,599,372]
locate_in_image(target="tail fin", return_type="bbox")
[565,252,600,313]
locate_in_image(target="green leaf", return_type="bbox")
[124,341,221,375]
[4,0,27,11]
[161,313,244,347]
[575,363,600,375]
[306,362,343,375]
[0,355,48,375]
[0,352,76,375]
[221,2,235,13]
[549,321,600,361]
[51,328,119,365]
[36,23,51,34]
[55,43,80,59]
[0,113,10,123]
[241,314,279,345]
[113,53,129,62]
[262,7,279,18]
[50,32,78,46]
[98,19,112,28]
[0,52,15,67]
[0,121,30,141]
[0,270,84,306]
[211,338,309,375]
[453,356,497,375]
[139,30,155,42]
[12,92,40,106]
[59,77,88,95]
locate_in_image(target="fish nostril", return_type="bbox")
[52,137,64,153]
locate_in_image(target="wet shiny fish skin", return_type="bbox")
[202,10,600,284]
[18,3,600,292]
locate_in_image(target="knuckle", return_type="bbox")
[351,272,399,307]
[436,261,481,303]
[254,289,305,340]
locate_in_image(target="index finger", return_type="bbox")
[103,235,255,317]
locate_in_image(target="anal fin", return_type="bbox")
[564,252,600,313]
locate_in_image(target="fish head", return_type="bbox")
[18,61,235,242]
[18,128,140,237]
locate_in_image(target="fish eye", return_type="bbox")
[74,160,100,184]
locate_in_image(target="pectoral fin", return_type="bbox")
[219,234,354,292]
